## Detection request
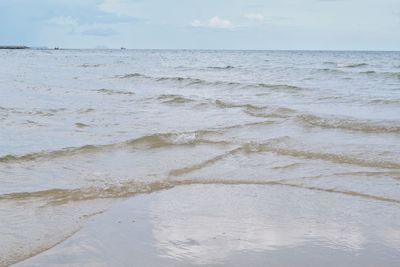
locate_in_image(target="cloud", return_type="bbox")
[208,16,234,28]
[244,13,265,22]
[191,16,234,29]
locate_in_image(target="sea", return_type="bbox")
[1,49,400,266]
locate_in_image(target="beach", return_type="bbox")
[14,184,400,267]
[1,49,400,266]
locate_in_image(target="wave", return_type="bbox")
[116,72,306,92]
[213,100,301,120]
[323,61,337,66]
[165,137,400,174]
[360,70,376,74]
[1,119,288,164]
[0,180,176,204]
[387,72,400,79]
[253,83,304,92]
[355,71,400,79]
[245,106,295,119]
[78,64,103,68]
[317,96,344,101]
[0,131,230,164]
[124,132,229,148]
[158,94,196,104]
[0,120,280,165]
[78,108,96,114]
[118,73,150,79]
[1,178,399,206]
[214,100,295,119]
[319,66,381,76]
[317,68,346,74]
[207,66,235,70]
[168,147,244,177]
[0,145,105,164]
[342,63,368,68]
[95,88,135,96]
[1,107,68,117]
[271,163,301,170]
[368,99,400,105]
[331,171,400,180]
[75,123,90,128]
[155,76,206,85]
[205,120,277,134]
[297,114,400,134]
[215,100,264,111]
[241,142,400,170]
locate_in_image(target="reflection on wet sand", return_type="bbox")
[16,184,400,267]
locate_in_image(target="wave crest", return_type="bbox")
[0,132,229,164]
[298,114,400,134]
[158,94,196,104]
[2,178,399,206]
[115,72,305,92]
[96,88,135,96]
[208,65,235,70]
[342,63,368,68]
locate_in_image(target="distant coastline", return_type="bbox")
[0,46,29,49]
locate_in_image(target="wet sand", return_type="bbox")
[15,184,400,267]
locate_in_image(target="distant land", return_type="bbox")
[0,46,29,49]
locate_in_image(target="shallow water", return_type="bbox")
[1,49,400,266]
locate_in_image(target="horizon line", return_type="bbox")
[5,46,400,53]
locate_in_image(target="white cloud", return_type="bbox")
[191,16,234,29]
[208,16,234,28]
[244,13,265,22]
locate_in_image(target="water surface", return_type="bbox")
[1,49,400,266]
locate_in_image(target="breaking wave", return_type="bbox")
[0,129,234,164]
[0,133,226,164]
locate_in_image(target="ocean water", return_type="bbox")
[1,49,400,266]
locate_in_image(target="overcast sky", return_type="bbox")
[0,0,399,50]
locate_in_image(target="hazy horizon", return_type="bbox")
[2,46,400,52]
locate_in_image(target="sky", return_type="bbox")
[0,0,399,50]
